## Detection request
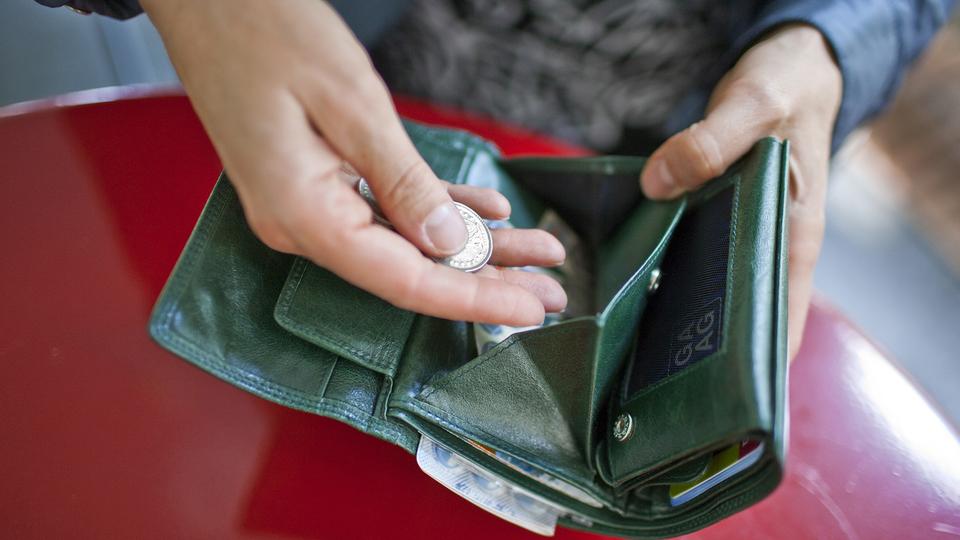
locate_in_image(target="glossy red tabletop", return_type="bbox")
[1,90,959,539]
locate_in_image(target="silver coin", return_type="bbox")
[356,178,391,226]
[356,178,493,273]
[436,203,493,273]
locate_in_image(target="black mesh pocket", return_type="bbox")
[625,186,735,395]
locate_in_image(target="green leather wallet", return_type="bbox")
[149,121,789,538]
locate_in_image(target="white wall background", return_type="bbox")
[0,1,177,107]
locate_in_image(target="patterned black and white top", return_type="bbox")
[373,0,734,153]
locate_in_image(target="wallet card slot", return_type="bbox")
[643,453,713,485]
[274,258,415,379]
[621,448,777,520]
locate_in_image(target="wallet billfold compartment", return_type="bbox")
[149,121,789,538]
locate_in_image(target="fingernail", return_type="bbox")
[544,282,568,313]
[424,203,467,255]
[545,238,566,267]
[652,160,676,193]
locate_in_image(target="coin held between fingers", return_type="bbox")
[356,178,493,272]
[356,177,392,227]
[435,203,492,272]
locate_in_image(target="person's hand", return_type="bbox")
[640,24,842,359]
[142,0,566,326]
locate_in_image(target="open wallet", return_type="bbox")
[149,121,790,538]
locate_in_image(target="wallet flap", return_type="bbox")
[148,176,419,450]
[274,259,415,378]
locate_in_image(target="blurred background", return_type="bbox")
[2,2,959,423]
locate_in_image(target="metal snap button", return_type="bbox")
[613,413,634,442]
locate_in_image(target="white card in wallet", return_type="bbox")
[416,435,560,536]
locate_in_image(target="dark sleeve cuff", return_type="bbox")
[734,0,955,152]
[34,0,142,20]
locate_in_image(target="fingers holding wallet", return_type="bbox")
[640,24,841,359]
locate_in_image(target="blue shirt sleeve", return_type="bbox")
[737,0,956,151]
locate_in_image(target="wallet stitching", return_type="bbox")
[274,257,306,314]
[416,336,528,399]
[153,182,234,357]
[722,177,742,360]
[276,258,397,371]
[274,258,405,375]
[154,178,232,330]
[156,325,411,445]
[151,185,409,445]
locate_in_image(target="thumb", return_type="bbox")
[641,88,782,200]
[365,147,467,257]
[333,112,466,257]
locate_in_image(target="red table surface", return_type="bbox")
[1,89,959,540]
